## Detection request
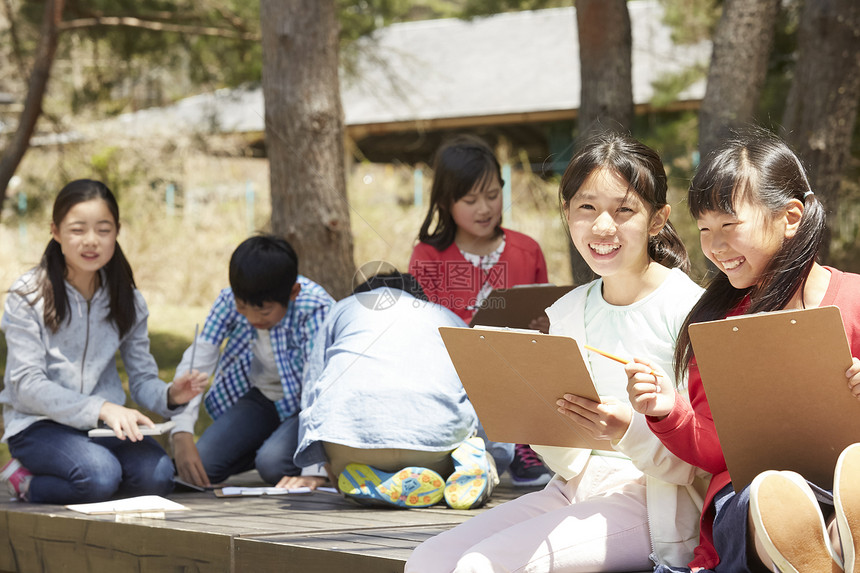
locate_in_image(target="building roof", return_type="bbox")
[59,0,710,143]
[342,1,709,129]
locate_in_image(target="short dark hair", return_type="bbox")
[229,234,299,307]
[352,271,428,301]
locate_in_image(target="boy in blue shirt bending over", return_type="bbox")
[171,234,334,489]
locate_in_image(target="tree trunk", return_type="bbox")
[782,0,860,265]
[570,0,633,285]
[260,0,354,299]
[697,0,779,160]
[0,0,65,205]
[576,0,634,135]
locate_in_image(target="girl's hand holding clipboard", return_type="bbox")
[625,358,675,419]
[98,402,155,442]
[847,356,860,399]
[556,394,632,441]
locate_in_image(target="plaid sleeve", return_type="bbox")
[202,289,255,419]
[271,277,334,419]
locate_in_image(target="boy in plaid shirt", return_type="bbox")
[170,235,334,488]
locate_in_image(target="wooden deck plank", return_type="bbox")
[0,474,544,572]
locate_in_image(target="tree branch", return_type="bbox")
[58,16,260,41]
[1,0,28,81]
[0,0,65,203]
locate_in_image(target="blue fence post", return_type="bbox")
[502,163,512,221]
[413,168,423,207]
[166,183,176,217]
[246,181,255,234]
[17,191,26,242]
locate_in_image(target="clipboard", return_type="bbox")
[87,421,176,438]
[689,306,860,491]
[439,326,613,450]
[469,284,575,329]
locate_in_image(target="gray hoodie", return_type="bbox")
[1,269,177,441]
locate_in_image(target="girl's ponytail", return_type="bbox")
[104,242,137,339]
[649,220,690,273]
[38,239,68,332]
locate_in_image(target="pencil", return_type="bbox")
[583,345,632,366]
[583,344,661,389]
[189,323,199,373]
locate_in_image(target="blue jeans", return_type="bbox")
[195,388,300,484]
[8,420,174,504]
[476,424,515,475]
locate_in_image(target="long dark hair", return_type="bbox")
[674,130,826,380]
[24,179,138,338]
[417,134,504,250]
[559,130,690,272]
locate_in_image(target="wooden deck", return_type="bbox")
[0,472,541,572]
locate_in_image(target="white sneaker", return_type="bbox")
[749,470,841,573]
[835,443,860,573]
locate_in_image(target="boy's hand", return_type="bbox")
[847,357,860,400]
[274,475,328,491]
[625,358,675,419]
[168,370,209,407]
[173,432,211,487]
[556,394,631,441]
[98,402,154,442]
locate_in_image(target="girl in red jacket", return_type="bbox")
[408,134,549,325]
[626,130,860,573]
[408,134,552,487]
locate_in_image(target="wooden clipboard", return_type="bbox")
[469,284,575,329]
[439,326,613,450]
[689,306,860,491]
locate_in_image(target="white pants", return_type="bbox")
[405,455,652,573]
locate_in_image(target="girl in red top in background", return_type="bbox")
[626,130,860,573]
[409,134,548,325]
[409,134,551,488]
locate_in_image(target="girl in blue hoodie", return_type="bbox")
[0,179,208,504]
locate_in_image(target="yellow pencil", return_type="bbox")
[584,345,632,366]
[583,345,661,388]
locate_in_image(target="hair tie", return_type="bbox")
[803,190,814,198]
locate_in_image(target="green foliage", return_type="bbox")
[658,0,720,45]
[650,64,708,109]
[88,146,146,197]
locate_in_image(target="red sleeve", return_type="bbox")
[646,359,728,475]
[409,242,442,302]
[535,246,548,283]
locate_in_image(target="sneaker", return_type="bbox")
[337,463,444,508]
[444,437,499,510]
[0,458,32,501]
[749,470,841,573]
[509,444,551,487]
[835,443,860,573]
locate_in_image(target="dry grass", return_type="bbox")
[0,147,578,312]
